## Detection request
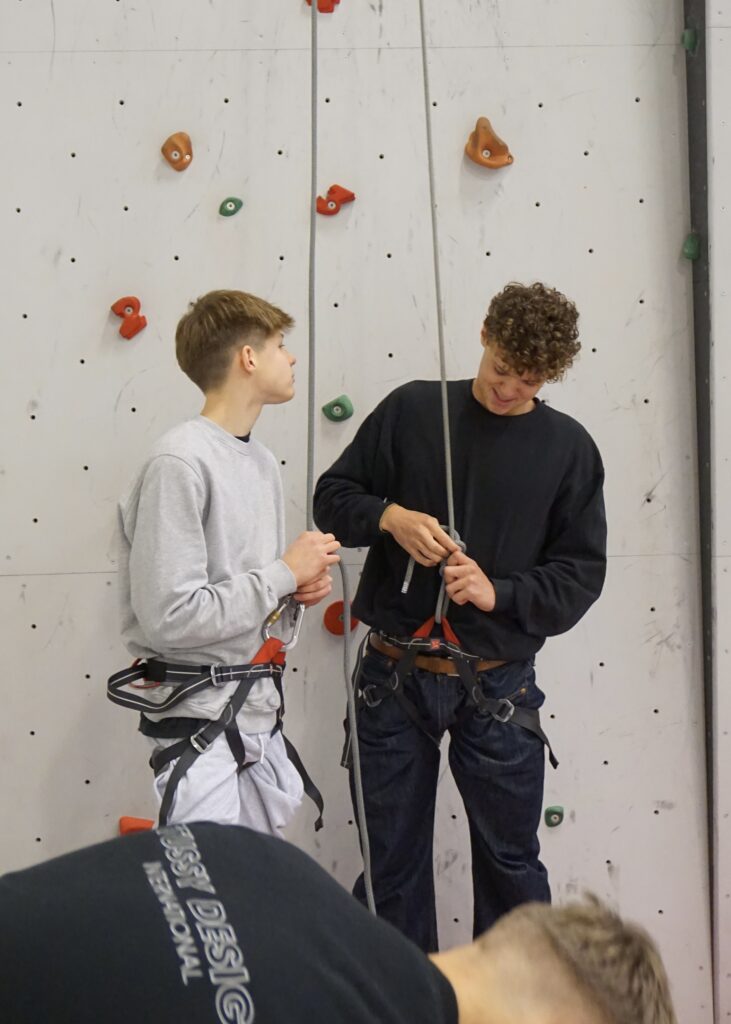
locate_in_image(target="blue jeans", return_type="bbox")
[350,645,550,952]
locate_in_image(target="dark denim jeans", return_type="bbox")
[350,645,550,952]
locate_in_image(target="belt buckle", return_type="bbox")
[493,698,515,723]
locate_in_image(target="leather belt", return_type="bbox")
[369,634,506,676]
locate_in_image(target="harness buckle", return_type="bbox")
[362,684,384,708]
[209,665,225,688]
[493,698,515,723]
[190,729,213,754]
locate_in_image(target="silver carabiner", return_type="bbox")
[262,597,305,651]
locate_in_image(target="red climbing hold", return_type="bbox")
[306,0,341,12]
[119,816,154,836]
[324,600,359,635]
[316,184,356,216]
[111,296,147,340]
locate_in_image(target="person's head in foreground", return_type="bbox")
[475,280,581,417]
[434,893,677,1024]
[0,822,675,1024]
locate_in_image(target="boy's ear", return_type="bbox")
[480,328,489,347]
[239,345,257,373]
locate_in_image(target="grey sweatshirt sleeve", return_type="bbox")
[124,455,296,651]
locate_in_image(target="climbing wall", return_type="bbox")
[709,4,731,1019]
[0,2,713,1019]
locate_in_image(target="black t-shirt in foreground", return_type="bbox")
[0,822,458,1024]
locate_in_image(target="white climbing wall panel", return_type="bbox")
[709,3,731,1019]
[0,2,713,1019]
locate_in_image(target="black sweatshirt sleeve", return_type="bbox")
[491,440,607,637]
[314,393,396,547]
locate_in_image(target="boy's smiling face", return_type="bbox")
[473,330,545,416]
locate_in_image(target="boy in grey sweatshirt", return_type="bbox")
[114,290,340,833]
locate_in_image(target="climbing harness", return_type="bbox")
[344,606,557,773]
[390,531,556,765]
[107,598,323,830]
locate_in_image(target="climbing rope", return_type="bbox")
[306,0,376,915]
[306,2,318,532]
[417,0,457,541]
[305,0,458,919]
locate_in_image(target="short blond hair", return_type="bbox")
[484,896,677,1024]
[175,289,294,392]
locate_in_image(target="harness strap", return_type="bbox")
[224,721,254,774]
[150,673,260,826]
[354,624,558,769]
[384,648,441,747]
[112,630,323,829]
[107,658,283,714]
[450,653,558,769]
[143,666,325,831]
[279,731,324,831]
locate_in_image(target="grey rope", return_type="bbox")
[417,0,456,538]
[307,0,376,916]
[398,0,462,625]
[339,560,375,913]
[306,1,318,531]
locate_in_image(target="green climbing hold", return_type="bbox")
[219,197,243,217]
[322,395,354,422]
[682,28,699,55]
[682,233,700,261]
[544,806,564,828]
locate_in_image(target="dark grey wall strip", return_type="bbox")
[683,0,715,1002]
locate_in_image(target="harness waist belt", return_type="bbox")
[370,634,506,675]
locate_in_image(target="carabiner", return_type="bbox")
[262,597,305,651]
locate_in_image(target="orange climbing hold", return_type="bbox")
[316,184,356,216]
[111,296,147,340]
[119,816,154,836]
[324,600,359,635]
[306,0,341,12]
[464,117,514,169]
[161,131,193,171]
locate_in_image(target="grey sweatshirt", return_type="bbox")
[116,416,297,731]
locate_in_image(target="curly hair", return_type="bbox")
[483,281,581,382]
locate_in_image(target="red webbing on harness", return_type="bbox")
[251,636,287,666]
[412,615,460,647]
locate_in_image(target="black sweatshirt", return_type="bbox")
[314,379,607,661]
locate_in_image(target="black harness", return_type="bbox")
[107,631,323,829]
[347,615,557,769]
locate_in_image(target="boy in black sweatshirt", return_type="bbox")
[314,282,607,951]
